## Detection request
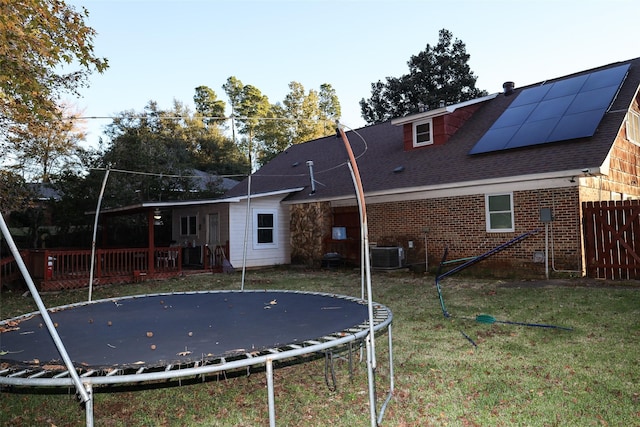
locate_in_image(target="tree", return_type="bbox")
[222,77,271,171]
[255,82,341,165]
[222,77,341,167]
[99,100,246,207]
[0,0,108,142]
[193,85,226,127]
[7,103,87,182]
[360,29,487,124]
[0,170,33,213]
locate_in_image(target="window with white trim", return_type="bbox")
[485,193,514,232]
[254,210,277,248]
[180,215,197,236]
[627,111,640,145]
[413,119,433,147]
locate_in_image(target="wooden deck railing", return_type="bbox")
[2,247,182,291]
[2,242,230,291]
[0,250,29,287]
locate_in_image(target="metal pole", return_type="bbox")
[378,323,395,425]
[84,383,94,427]
[437,230,539,280]
[0,212,90,404]
[347,162,365,300]
[88,168,110,301]
[240,173,251,291]
[337,123,378,427]
[240,119,251,291]
[266,359,276,427]
[545,223,549,279]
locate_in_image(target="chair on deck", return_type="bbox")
[156,249,179,268]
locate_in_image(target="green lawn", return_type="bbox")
[1,269,639,426]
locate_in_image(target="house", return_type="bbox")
[221,56,640,277]
[62,56,639,280]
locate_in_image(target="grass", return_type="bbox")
[1,268,639,426]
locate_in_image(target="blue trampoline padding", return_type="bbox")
[0,291,369,370]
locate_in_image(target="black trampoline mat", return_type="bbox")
[0,291,369,370]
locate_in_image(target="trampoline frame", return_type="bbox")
[1,289,393,427]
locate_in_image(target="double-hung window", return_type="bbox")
[180,215,197,236]
[413,119,433,147]
[485,193,514,232]
[254,210,277,248]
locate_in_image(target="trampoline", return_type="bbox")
[0,290,393,425]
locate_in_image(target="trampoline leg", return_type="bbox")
[84,383,94,427]
[378,323,394,425]
[366,335,378,427]
[266,359,276,427]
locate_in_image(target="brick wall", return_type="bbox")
[365,187,582,278]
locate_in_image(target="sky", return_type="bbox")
[67,0,640,148]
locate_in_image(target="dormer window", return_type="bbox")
[413,119,433,147]
[391,93,497,151]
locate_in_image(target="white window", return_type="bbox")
[254,210,277,248]
[180,215,197,236]
[413,119,433,147]
[485,193,514,232]
[627,111,640,145]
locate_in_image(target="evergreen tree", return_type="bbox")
[360,29,487,124]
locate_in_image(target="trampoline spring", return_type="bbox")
[80,370,96,378]
[9,369,30,378]
[105,369,120,377]
[53,371,70,379]
[28,370,49,379]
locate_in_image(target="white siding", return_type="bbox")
[228,195,291,268]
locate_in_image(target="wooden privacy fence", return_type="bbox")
[583,200,640,279]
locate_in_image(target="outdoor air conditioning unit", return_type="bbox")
[370,246,405,269]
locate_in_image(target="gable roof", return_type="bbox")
[225,57,640,204]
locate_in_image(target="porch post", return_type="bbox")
[148,209,155,274]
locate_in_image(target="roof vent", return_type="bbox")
[439,100,445,108]
[503,81,515,95]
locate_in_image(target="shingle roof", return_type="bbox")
[225,57,640,203]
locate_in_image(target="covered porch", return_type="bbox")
[1,204,230,291]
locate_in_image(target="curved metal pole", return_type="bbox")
[337,123,378,427]
[88,168,110,301]
[0,212,90,404]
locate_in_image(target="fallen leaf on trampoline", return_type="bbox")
[177,351,192,357]
[270,299,277,305]
[107,344,116,349]
[132,361,145,365]
[0,349,24,355]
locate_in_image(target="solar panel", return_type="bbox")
[469,63,630,155]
